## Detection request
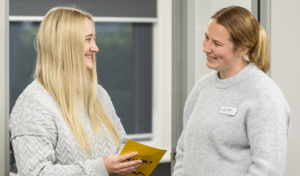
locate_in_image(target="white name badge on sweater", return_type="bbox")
[219,106,237,116]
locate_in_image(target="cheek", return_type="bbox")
[84,48,89,56]
[221,51,236,64]
[84,43,89,53]
[216,48,228,57]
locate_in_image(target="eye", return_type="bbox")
[205,35,209,40]
[214,42,221,46]
[86,37,96,42]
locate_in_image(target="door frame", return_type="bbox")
[0,0,10,175]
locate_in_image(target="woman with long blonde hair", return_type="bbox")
[173,6,291,176]
[9,6,141,175]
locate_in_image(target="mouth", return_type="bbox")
[207,56,217,59]
[85,55,93,59]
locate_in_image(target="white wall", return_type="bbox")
[195,0,251,82]
[271,1,300,175]
[146,0,172,162]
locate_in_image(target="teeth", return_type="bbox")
[208,56,217,59]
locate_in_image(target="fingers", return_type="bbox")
[118,158,142,170]
[116,163,141,175]
[119,152,138,162]
[106,152,142,175]
[108,163,141,175]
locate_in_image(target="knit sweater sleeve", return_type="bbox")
[246,92,291,176]
[9,93,109,176]
[172,73,212,175]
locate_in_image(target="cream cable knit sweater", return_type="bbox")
[9,80,128,176]
[173,63,291,176]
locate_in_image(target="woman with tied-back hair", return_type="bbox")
[9,7,142,176]
[173,6,291,176]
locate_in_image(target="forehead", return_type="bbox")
[206,19,231,43]
[84,17,95,35]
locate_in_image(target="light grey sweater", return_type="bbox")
[9,80,128,176]
[173,63,291,176]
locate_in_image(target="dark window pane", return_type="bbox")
[10,0,157,17]
[9,22,39,114]
[95,23,153,134]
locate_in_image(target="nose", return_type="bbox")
[203,40,212,54]
[91,41,99,53]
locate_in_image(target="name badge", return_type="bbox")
[219,106,237,116]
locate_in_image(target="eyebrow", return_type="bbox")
[85,34,96,38]
[205,32,223,45]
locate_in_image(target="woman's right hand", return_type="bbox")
[102,152,142,176]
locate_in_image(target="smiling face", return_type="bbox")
[203,19,247,78]
[84,17,99,71]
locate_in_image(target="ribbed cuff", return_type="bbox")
[91,157,109,176]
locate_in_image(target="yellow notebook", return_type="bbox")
[119,139,167,176]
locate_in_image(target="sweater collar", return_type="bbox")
[213,62,257,89]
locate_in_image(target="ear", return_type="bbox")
[241,47,249,57]
[237,46,249,58]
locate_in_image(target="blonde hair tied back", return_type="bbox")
[248,26,270,73]
[35,6,121,155]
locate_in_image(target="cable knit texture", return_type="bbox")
[9,80,128,176]
[173,63,291,176]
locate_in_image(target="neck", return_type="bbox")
[218,59,249,79]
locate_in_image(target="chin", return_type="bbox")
[206,62,217,70]
[86,65,93,71]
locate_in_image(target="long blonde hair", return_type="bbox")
[212,6,270,73]
[35,7,121,155]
